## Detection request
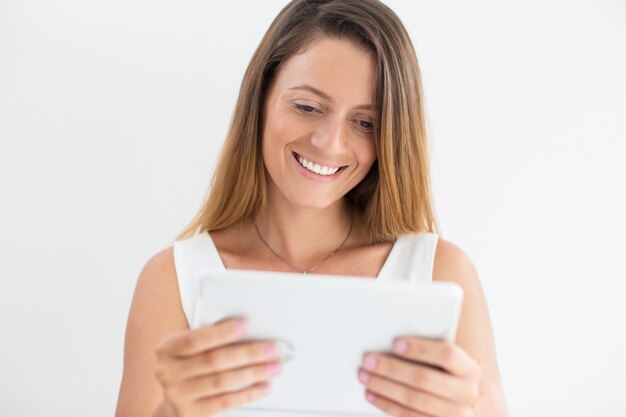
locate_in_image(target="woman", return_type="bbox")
[115,1,509,416]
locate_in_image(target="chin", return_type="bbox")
[285,192,340,211]
[291,199,336,211]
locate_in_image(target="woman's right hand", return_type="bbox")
[154,317,283,417]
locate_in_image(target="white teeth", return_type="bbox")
[297,154,340,176]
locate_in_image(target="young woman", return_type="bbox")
[115,1,509,416]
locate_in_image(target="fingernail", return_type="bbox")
[261,383,271,396]
[393,339,408,354]
[268,361,283,375]
[366,392,375,402]
[264,342,277,358]
[358,370,370,383]
[235,319,248,336]
[362,354,377,370]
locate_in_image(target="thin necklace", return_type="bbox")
[254,212,354,275]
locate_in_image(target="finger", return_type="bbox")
[176,359,283,400]
[156,317,248,359]
[358,353,478,404]
[364,390,431,417]
[189,381,272,416]
[160,340,280,383]
[362,373,471,417]
[391,337,481,377]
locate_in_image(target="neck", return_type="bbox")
[254,189,354,267]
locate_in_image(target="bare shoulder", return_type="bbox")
[432,237,510,417]
[432,237,478,285]
[131,246,186,321]
[431,238,488,351]
[431,238,488,340]
[115,246,189,417]
[138,246,178,289]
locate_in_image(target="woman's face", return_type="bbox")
[261,36,377,210]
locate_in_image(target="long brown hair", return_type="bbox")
[175,0,439,243]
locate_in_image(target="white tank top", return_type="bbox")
[172,230,439,417]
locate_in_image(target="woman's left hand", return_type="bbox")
[357,336,482,417]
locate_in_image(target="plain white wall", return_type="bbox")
[1,0,624,415]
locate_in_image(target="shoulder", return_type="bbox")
[132,245,186,329]
[432,237,478,286]
[141,246,176,278]
[430,237,485,333]
[134,246,180,302]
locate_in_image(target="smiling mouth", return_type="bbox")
[292,152,347,176]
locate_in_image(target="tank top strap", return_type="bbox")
[378,232,439,284]
[173,232,225,327]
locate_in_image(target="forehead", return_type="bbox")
[272,37,376,104]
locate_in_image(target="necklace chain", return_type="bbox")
[254,212,354,274]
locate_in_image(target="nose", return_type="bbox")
[310,117,348,155]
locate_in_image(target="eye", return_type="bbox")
[354,118,374,134]
[293,103,321,114]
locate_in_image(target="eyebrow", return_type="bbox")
[288,84,374,110]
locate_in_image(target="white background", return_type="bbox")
[1,0,624,416]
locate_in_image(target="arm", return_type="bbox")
[115,247,189,417]
[431,238,509,416]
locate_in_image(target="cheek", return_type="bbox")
[262,113,288,160]
[359,140,377,169]
[264,108,295,141]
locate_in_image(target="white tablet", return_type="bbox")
[195,269,463,416]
